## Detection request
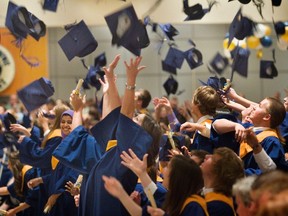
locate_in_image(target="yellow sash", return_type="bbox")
[240,130,278,158]
[181,195,209,216]
[21,165,32,192]
[106,140,117,151]
[205,192,235,215]
[47,129,62,140]
[191,119,212,143]
[51,156,59,170]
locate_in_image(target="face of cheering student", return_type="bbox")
[60,114,73,136]
[133,113,145,126]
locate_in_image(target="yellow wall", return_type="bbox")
[0,28,48,96]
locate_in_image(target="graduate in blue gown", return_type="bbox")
[53,55,162,216]
[0,151,38,216]
[103,150,208,216]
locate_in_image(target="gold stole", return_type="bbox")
[21,165,32,192]
[106,140,117,151]
[239,129,278,158]
[205,192,236,216]
[48,129,62,170]
[181,195,209,216]
[191,119,212,142]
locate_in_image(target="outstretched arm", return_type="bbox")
[101,55,121,119]
[121,57,146,118]
[102,175,142,216]
[226,88,257,108]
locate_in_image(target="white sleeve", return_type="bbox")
[143,181,158,196]
[254,149,277,172]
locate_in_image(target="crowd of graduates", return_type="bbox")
[0,55,288,216]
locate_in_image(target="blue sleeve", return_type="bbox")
[53,126,101,174]
[181,202,206,216]
[19,136,62,169]
[90,107,120,154]
[29,126,42,144]
[23,168,39,207]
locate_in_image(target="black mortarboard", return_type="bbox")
[163,47,185,69]
[58,20,98,61]
[272,0,282,6]
[43,0,59,12]
[94,53,107,67]
[105,4,150,56]
[161,61,177,74]
[199,76,225,91]
[208,52,229,75]
[158,24,179,40]
[163,75,178,96]
[260,60,278,79]
[5,1,46,41]
[274,21,286,35]
[184,47,203,70]
[17,77,55,112]
[183,1,217,21]
[228,8,253,47]
[231,46,250,78]
[85,66,105,90]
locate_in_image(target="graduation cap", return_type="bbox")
[158,24,179,40]
[43,0,59,12]
[1,113,17,132]
[184,47,203,70]
[183,0,217,21]
[105,4,150,56]
[17,77,55,112]
[163,47,185,69]
[58,20,98,61]
[161,61,177,74]
[84,66,105,90]
[94,53,107,68]
[260,60,278,79]
[208,52,229,75]
[274,21,286,35]
[231,46,250,79]
[228,8,253,47]
[199,76,228,93]
[163,75,178,96]
[5,1,46,41]
[272,0,282,6]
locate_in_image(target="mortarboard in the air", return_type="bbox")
[58,20,98,61]
[228,8,253,47]
[231,46,250,78]
[163,75,178,96]
[85,66,105,91]
[208,52,229,75]
[163,47,185,69]
[158,24,179,40]
[272,0,282,6]
[94,52,107,67]
[184,47,203,70]
[274,21,286,35]
[199,76,231,95]
[183,0,217,21]
[2,113,17,132]
[105,4,150,56]
[161,61,177,74]
[17,77,55,112]
[43,0,59,12]
[260,60,278,79]
[5,1,46,41]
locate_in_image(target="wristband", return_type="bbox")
[125,83,136,90]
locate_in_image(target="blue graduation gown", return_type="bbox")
[205,192,235,216]
[210,114,240,154]
[53,107,153,216]
[279,112,288,152]
[42,161,78,216]
[7,166,39,216]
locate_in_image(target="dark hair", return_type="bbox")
[190,149,210,165]
[266,97,286,129]
[8,151,24,197]
[212,147,245,196]
[141,114,162,171]
[163,155,204,216]
[192,86,220,116]
[137,89,151,109]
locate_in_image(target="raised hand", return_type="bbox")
[120,149,147,177]
[70,91,86,112]
[102,54,120,82]
[102,175,125,199]
[65,181,80,196]
[124,56,146,85]
[10,124,30,137]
